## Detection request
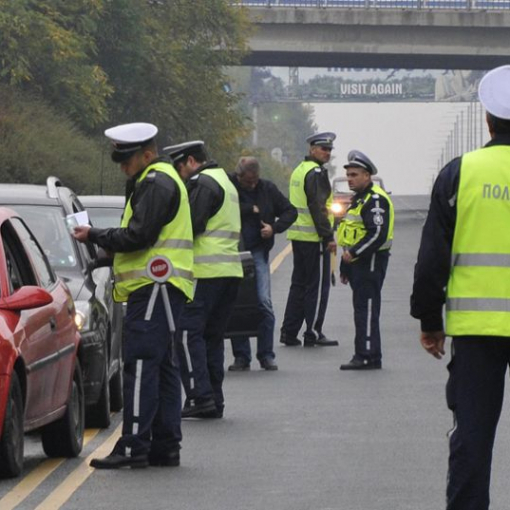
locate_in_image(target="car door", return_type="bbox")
[3,219,70,419]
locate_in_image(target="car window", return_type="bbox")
[10,218,56,289]
[333,179,351,194]
[87,207,123,228]
[12,205,78,268]
[1,222,38,293]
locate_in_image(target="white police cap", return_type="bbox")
[163,140,205,164]
[478,65,510,121]
[105,122,158,163]
[306,132,336,148]
[344,150,378,175]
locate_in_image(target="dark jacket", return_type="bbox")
[230,174,297,252]
[410,133,510,332]
[303,156,334,244]
[89,157,180,253]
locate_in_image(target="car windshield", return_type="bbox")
[333,180,351,194]
[87,207,123,229]
[13,205,78,268]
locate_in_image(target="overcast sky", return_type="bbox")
[310,101,491,195]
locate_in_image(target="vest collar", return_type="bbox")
[485,133,510,148]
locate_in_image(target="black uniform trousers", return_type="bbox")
[115,283,185,458]
[344,250,389,362]
[281,240,331,341]
[177,277,240,411]
[446,337,510,510]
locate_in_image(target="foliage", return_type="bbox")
[0,86,103,193]
[0,0,112,128]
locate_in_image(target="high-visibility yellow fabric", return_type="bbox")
[193,168,243,279]
[337,184,394,255]
[113,161,194,302]
[287,161,333,242]
[446,145,510,336]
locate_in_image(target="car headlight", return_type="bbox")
[330,202,343,215]
[74,300,91,332]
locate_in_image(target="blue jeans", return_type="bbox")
[231,247,275,363]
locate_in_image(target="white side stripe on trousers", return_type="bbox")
[312,248,325,338]
[182,331,194,390]
[133,360,143,434]
[366,298,372,351]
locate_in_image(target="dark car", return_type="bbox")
[0,179,123,429]
[79,195,260,339]
[0,207,84,478]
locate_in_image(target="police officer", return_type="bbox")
[411,65,510,510]
[164,140,243,419]
[280,132,339,347]
[338,150,393,370]
[73,123,194,469]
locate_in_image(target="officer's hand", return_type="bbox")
[420,331,446,360]
[342,250,354,263]
[340,273,349,285]
[260,221,274,239]
[326,241,337,255]
[73,225,91,243]
[253,205,260,214]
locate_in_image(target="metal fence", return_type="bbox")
[235,0,510,9]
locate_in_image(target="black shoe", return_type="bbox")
[340,358,382,370]
[303,338,317,347]
[280,333,302,346]
[315,335,339,347]
[181,398,217,418]
[90,453,149,469]
[228,358,250,371]
[260,358,278,371]
[196,408,223,419]
[149,450,180,467]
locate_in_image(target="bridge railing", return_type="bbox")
[235,0,510,9]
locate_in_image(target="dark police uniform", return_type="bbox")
[411,65,510,510]
[165,141,243,419]
[338,151,393,370]
[280,132,338,347]
[85,123,194,469]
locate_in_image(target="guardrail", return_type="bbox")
[236,0,510,9]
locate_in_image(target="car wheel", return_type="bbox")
[109,365,123,413]
[42,360,84,458]
[86,359,111,428]
[0,372,24,478]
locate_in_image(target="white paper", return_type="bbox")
[65,211,89,232]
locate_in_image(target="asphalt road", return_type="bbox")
[2,213,510,510]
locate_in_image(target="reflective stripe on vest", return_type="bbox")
[287,160,333,242]
[193,168,243,279]
[337,184,394,255]
[113,162,194,302]
[446,145,510,336]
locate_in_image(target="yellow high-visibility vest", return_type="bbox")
[446,145,510,336]
[337,184,394,255]
[287,160,333,242]
[193,168,243,279]
[113,161,194,302]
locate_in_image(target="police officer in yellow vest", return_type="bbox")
[411,66,510,510]
[73,123,193,469]
[338,150,394,370]
[280,132,339,347]
[165,140,242,419]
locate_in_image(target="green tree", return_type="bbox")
[0,0,112,128]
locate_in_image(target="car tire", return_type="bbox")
[0,372,24,478]
[109,365,123,413]
[42,360,84,458]
[85,360,111,429]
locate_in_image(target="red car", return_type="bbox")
[0,208,84,478]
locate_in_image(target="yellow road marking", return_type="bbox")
[0,429,100,510]
[270,243,292,274]
[34,424,122,510]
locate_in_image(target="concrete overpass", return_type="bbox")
[242,7,510,69]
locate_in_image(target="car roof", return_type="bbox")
[80,195,125,208]
[0,207,20,222]
[0,178,75,208]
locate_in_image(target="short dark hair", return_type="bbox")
[487,112,510,134]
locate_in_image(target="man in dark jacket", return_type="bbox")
[228,156,297,371]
